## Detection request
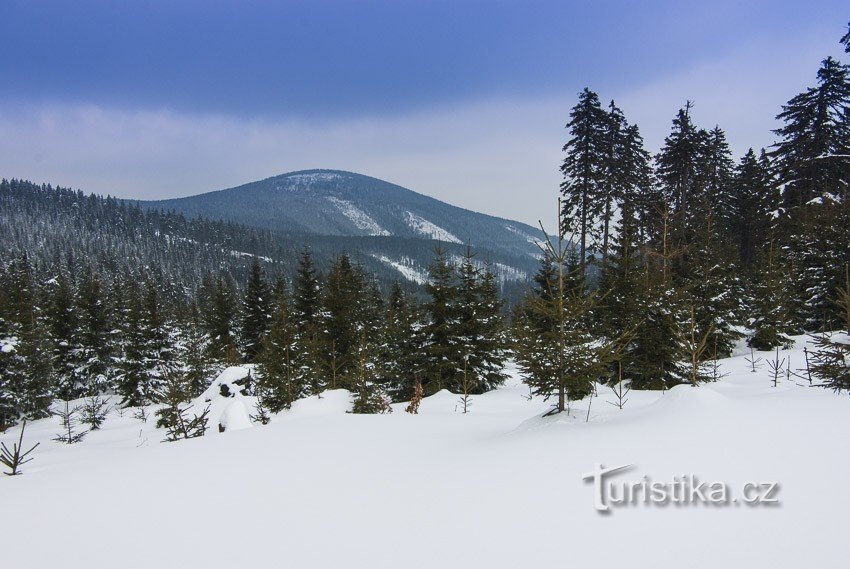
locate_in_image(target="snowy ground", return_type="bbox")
[1,335,848,568]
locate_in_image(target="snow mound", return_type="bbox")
[199,366,252,402]
[219,400,253,432]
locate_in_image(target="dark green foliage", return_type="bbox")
[380,282,425,402]
[747,245,795,350]
[560,88,609,280]
[513,229,614,413]
[350,334,392,414]
[422,247,460,394]
[255,281,301,413]
[729,150,777,273]
[204,275,239,363]
[241,259,271,362]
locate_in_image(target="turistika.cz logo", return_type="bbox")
[582,463,780,513]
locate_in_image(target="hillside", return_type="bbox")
[144,169,545,284]
[1,336,847,568]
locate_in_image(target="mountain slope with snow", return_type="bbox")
[1,336,847,569]
[142,170,544,286]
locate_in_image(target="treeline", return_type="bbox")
[512,26,850,409]
[0,244,508,428]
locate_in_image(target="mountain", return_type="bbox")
[144,169,544,286]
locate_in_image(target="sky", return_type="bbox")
[0,0,848,226]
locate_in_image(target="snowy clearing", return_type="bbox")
[326,196,391,236]
[404,211,463,243]
[1,335,848,569]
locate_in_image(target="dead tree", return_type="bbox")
[457,357,474,414]
[608,361,631,410]
[745,347,763,373]
[767,348,786,388]
[1,419,39,475]
[405,380,424,414]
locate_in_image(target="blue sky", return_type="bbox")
[1,1,847,225]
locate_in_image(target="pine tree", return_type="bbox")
[513,222,613,414]
[74,267,116,395]
[380,282,424,402]
[599,100,628,264]
[292,248,324,396]
[423,246,460,395]
[117,285,147,406]
[772,57,850,211]
[350,334,392,414]
[183,302,214,398]
[455,250,507,393]
[655,102,707,255]
[204,274,239,363]
[321,254,367,389]
[139,278,172,402]
[255,280,301,413]
[560,88,609,281]
[729,149,778,273]
[46,270,77,400]
[241,258,271,363]
[747,242,795,350]
[684,213,744,358]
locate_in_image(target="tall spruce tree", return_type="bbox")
[380,282,424,402]
[204,274,239,363]
[560,88,609,281]
[241,258,271,363]
[256,279,301,412]
[513,227,612,414]
[74,267,115,395]
[729,149,778,273]
[423,246,461,395]
[292,248,324,396]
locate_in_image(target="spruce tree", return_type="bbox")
[74,267,116,395]
[292,248,324,396]
[321,254,366,389]
[772,57,850,211]
[513,225,613,413]
[423,246,460,395]
[204,274,239,363]
[241,258,271,363]
[729,149,778,273]
[560,88,609,281]
[255,280,301,413]
[350,334,392,414]
[46,270,77,400]
[747,242,795,350]
[380,282,424,402]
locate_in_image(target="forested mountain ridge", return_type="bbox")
[142,169,544,276]
[0,178,538,296]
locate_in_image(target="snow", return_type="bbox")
[0,336,17,353]
[219,400,253,432]
[1,336,848,568]
[327,197,391,236]
[371,254,429,284]
[404,211,462,243]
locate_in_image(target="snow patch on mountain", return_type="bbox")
[404,211,462,243]
[372,255,429,284]
[327,197,391,236]
[505,224,543,246]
